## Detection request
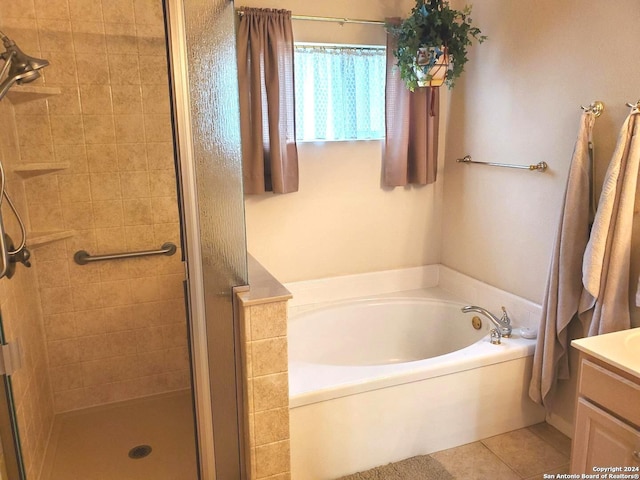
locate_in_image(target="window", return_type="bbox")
[294,44,386,142]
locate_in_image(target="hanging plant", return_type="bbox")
[387,0,486,91]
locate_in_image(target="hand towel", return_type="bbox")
[529,112,594,408]
[578,111,639,335]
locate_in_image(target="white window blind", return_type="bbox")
[294,45,386,142]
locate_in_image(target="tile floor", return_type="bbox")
[430,422,572,480]
[40,390,198,480]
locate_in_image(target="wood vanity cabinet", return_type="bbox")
[570,353,640,474]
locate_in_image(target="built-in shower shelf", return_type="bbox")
[13,162,70,177]
[27,230,75,248]
[5,85,61,104]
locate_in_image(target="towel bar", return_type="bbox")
[74,242,177,265]
[456,155,548,172]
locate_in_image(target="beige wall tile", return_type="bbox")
[83,115,116,144]
[146,142,174,170]
[93,200,124,228]
[68,0,102,21]
[42,50,79,85]
[29,203,64,231]
[252,373,289,412]
[151,196,178,224]
[76,53,110,84]
[77,334,111,361]
[38,19,73,52]
[61,201,95,230]
[149,170,176,197]
[111,85,143,114]
[58,174,91,203]
[90,173,121,200]
[138,55,167,84]
[101,279,133,307]
[108,54,140,85]
[80,85,113,115]
[48,338,80,366]
[43,313,76,340]
[71,21,106,53]
[102,0,135,24]
[74,309,106,336]
[50,364,84,392]
[71,283,103,311]
[55,144,88,173]
[2,0,36,19]
[124,225,155,250]
[251,338,288,377]
[24,175,60,205]
[16,114,52,145]
[95,226,125,252]
[34,0,70,20]
[142,84,170,114]
[250,302,288,340]
[143,114,171,142]
[68,260,102,286]
[50,114,85,145]
[122,198,153,225]
[117,143,148,171]
[47,86,82,115]
[105,22,138,55]
[21,144,55,164]
[120,171,150,198]
[136,23,165,55]
[254,408,290,446]
[114,114,145,143]
[37,259,70,288]
[133,0,163,25]
[54,388,87,412]
[255,441,290,479]
[87,143,118,172]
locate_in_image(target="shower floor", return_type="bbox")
[40,390,198,480]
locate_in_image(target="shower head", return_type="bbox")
[0,31,49,100]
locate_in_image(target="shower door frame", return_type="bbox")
[164,0,249,478]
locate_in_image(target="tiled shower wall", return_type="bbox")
[0,0,189,414]
[0,95,54,479]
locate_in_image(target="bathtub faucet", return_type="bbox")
[461,305,512,338]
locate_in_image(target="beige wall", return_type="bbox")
[442,0,640,430]
[0,0,188,418]
[241,0,447,283]
[443,0,640,317]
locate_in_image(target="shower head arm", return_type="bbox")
[0,51,19,101]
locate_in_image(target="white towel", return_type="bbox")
[529,112,594,408]
[578,110,639,335]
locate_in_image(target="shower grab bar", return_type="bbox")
[74,242,177,265]
[456,155,548,172]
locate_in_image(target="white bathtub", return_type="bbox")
[287,269,546,480]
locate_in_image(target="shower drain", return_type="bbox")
[128,445,153,459]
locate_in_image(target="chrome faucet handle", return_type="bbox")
[490,328,501,345]
[499,306,513,338]
[500,306,511,324]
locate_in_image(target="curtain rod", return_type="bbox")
[236,9,385,26]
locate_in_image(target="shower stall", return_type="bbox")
[0,0,247,478]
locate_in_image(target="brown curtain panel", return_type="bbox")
[237,8,299,194]
[383,20,439,187]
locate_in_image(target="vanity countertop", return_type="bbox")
[571,326,640,379]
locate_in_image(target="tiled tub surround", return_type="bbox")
[285,264,546,479]
[237,257,292,480]
[0,0,190,416]
[0,91,54,479]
